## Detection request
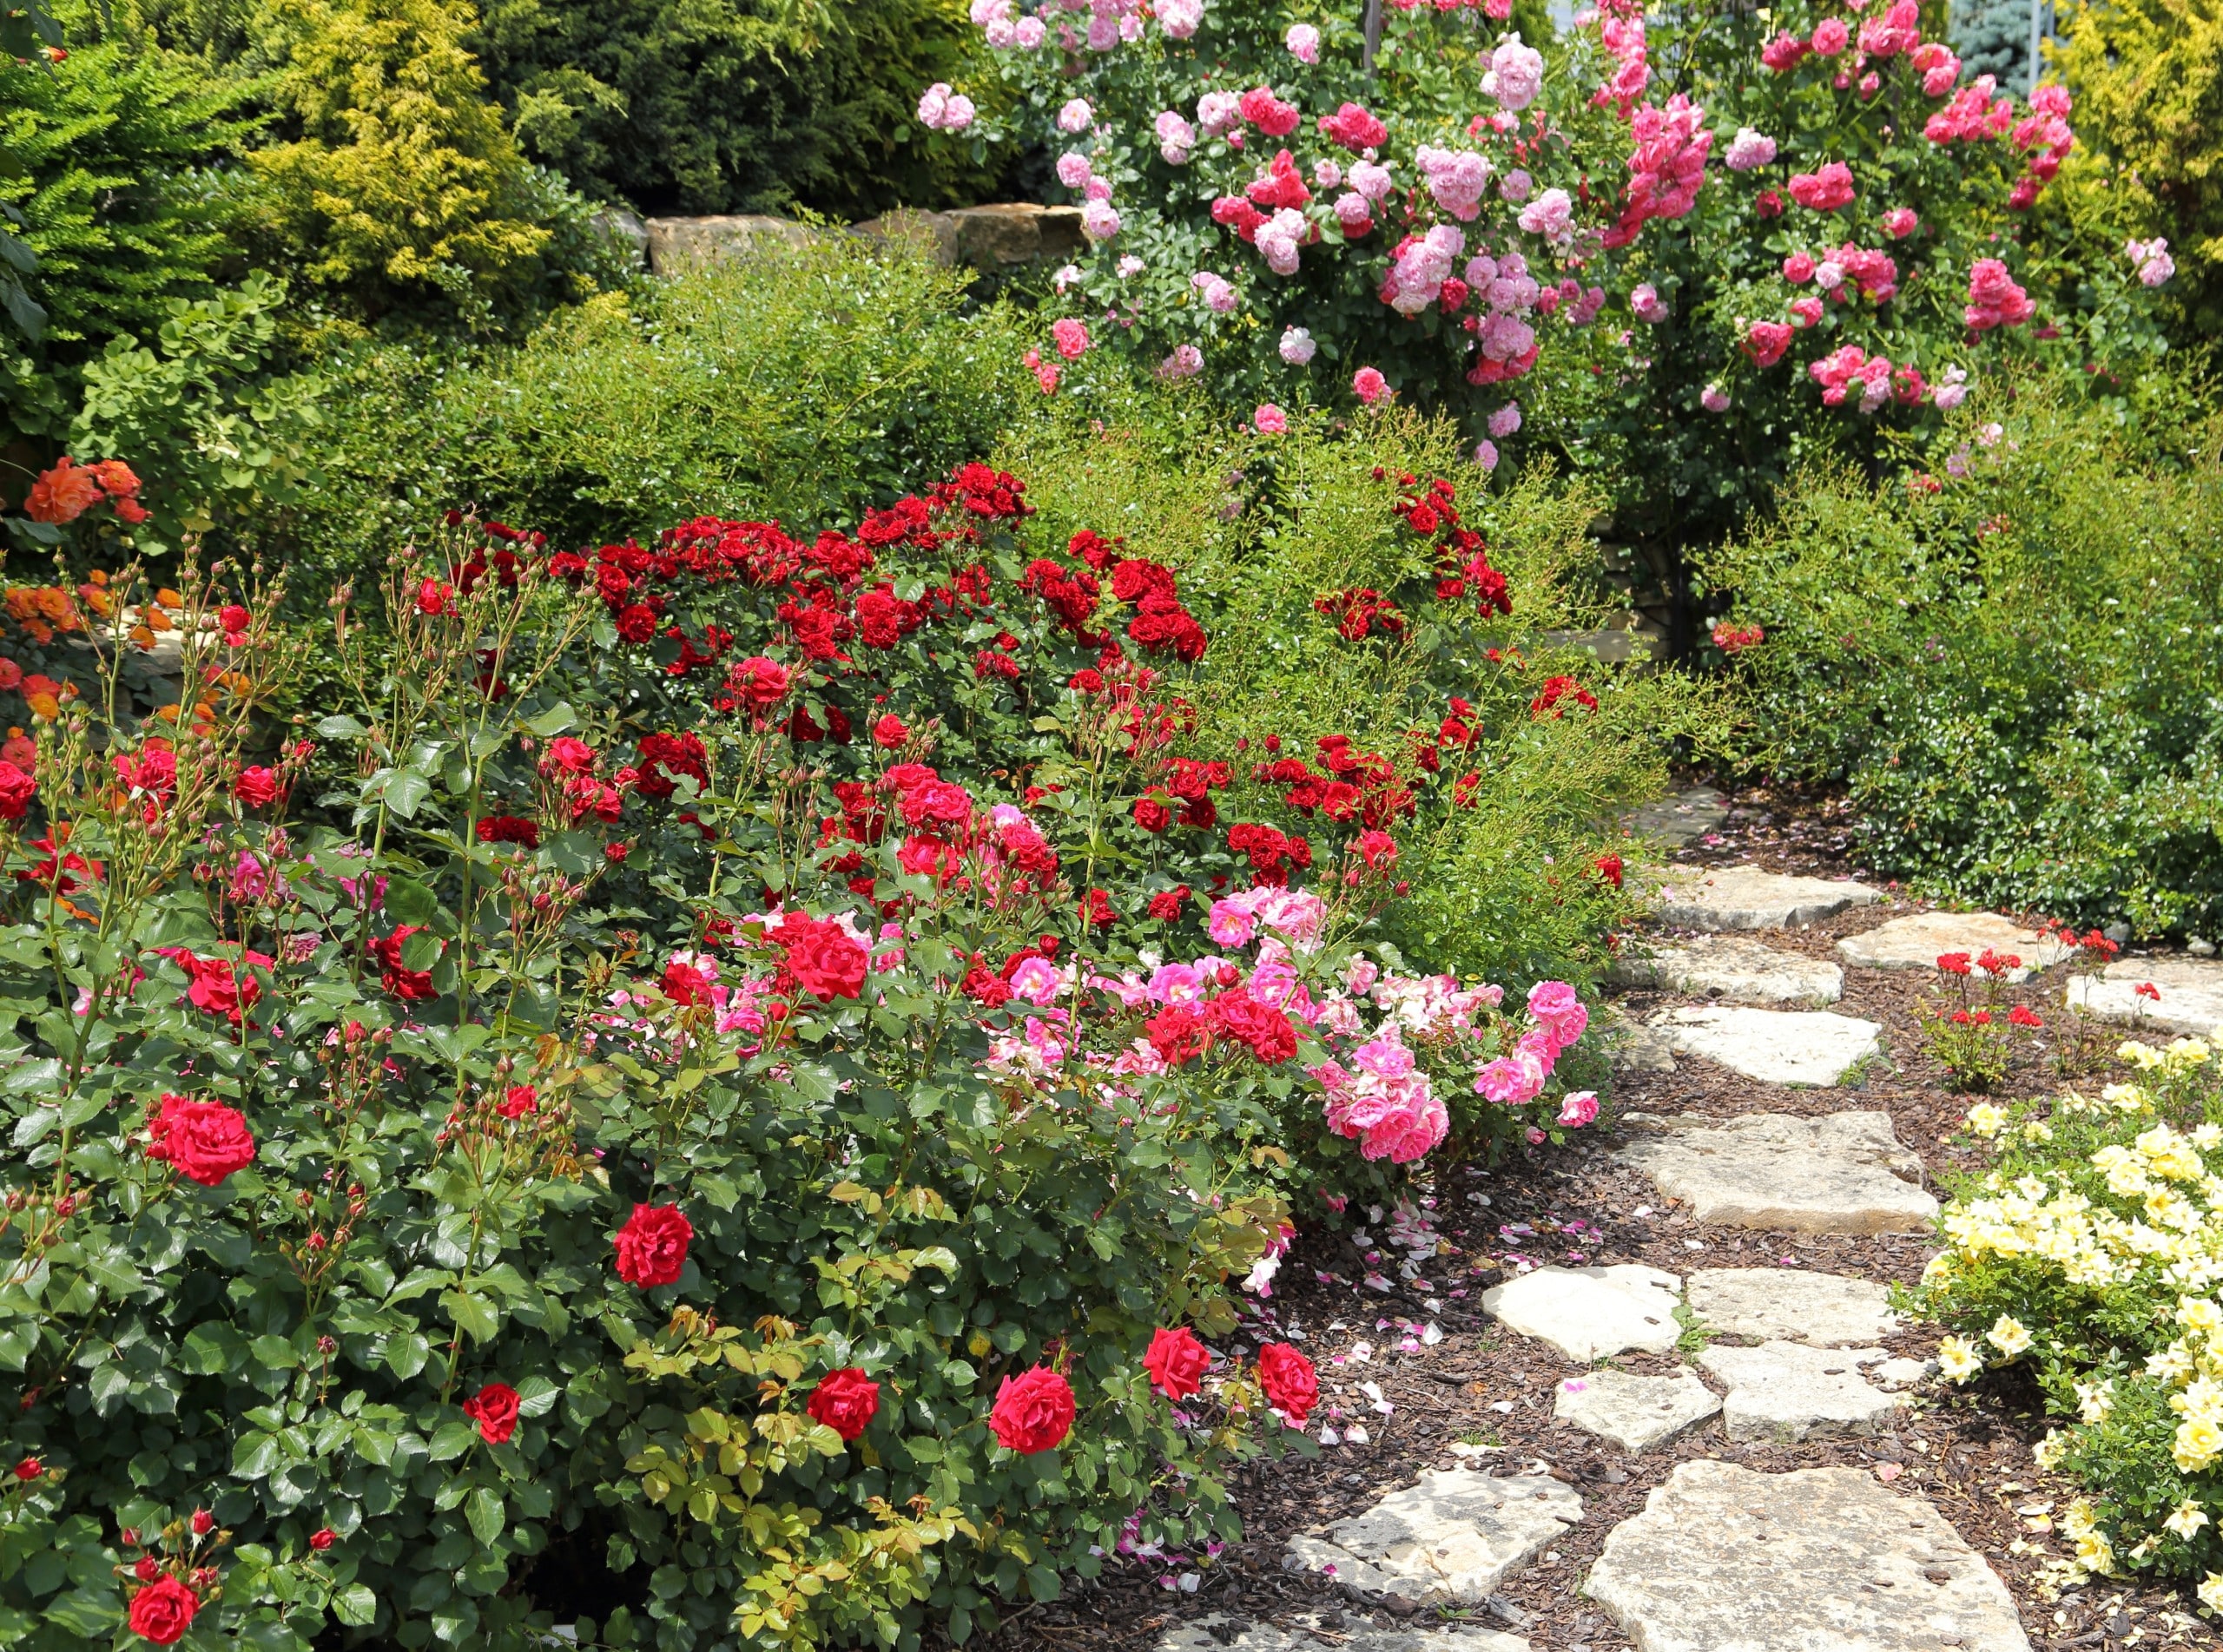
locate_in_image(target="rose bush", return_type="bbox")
[0,453,1617,1648]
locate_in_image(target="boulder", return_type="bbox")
[1646,1006,1882,1086]
[1481,1264,1683,1362]
[1651,865,1882,931]
[1553,1368,1720,1453]
[1585,1461,2031,1650]
[643,214,820,273]
[2066,958,2223,1038]
[1837,912,2071,980]
[1613,1111,1938,1234]
[1685,1267,1902,1346]
[1698,1341,1903,1441]
[1282,1470,1582,1605]
[1612,935,1844,1004]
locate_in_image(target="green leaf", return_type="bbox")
[440,1289,499,1344]
[386,877,439,927]
[332,1584,378,1627]
[385,1332,431,1379]
[464,1484,505,1547]
[525,701,577,737]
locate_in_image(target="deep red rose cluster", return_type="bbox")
[614,1202,694,1287]
[146,1093,256,1186]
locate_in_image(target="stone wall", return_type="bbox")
[623,203,1085,278]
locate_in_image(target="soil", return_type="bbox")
[976,778,2222,1652]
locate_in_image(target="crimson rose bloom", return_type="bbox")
[309,1527,335,1551]
[729,655,792,708]
[462,1380,520,1444]
[148,1094,256,1186]
[806,1367,881,1441]
[614,1202,693,1287]
[127,1576,198,1645]
[1207,990,1298,1065]
[233,766,281,808]
[1143,1326,1209,1400]
[988,1365,1074,1454]
[780,916,867,1002]
[0,760,34,822]
[1257,1342,1317,1424]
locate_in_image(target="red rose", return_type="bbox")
[1143,1326,1209,1400]
[779,916,867,1003]
[128,1576,198,1645]
[417,578,451,616]
[309,1527,335,1551]
[806,1367,881,1442]
[461,1380,520,1444]
[1131,796,1171,833]
[232,766,280,808]
[148,1095,256,1186]
[0,760,34,822]
[498,1085,538,1119]
[371,927,439,1001]
[190,1509,214,1536]
[1145,1005,1210,1068]
[1257,1342,1316,1424]
[871,715,907,749]
[1593,853,1624,889]
[541,736,597,776]
[1147,887,1190,922]
[988,1366,1074,1454]
[1206,990,1298,1065]
[10,1457,37,1480]
[614,1202,693,1287]
[729,655,792,708]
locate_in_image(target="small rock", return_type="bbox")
[2190,936,2216,958]
[1601,1010,1679,1075]
[1614,1112,1939,1235]
[1871,1357,1933,1390]
[1481,1265,1683,1362]
[1612,935,1844,1004]
[1553,1368,1721,1454]
[1584,1461,2030,1650]
[1646,1006,1883,1086]
[2066,958,2223,1037]
[1650,865,1882,931]
[1685,1268,1902,1346]
[1837,912,2071,980]
[1698,1341,1903,1442]
[1282,1470,1582,1605]
[643,214,820,273]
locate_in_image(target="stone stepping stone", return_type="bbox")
[1697,1341,1902,1441]
[1600,1008,1679,1074]
[1282,1468,1583,1605]
[1651,865,1881,931]
[1685,1267,1902,1346]
[1613,935,1844,1004]
[2067,957,2223,1037]
[1481,1264,1683,1362]
[1613,1111,1939,1235]
[1621,784,1728,848]
[1646,1005,1881,1085]
[1161,1619,1531,1652]
[1837,911,2071,980]
[1553,1368,1720,1453]
[1585,1460,2031,1650]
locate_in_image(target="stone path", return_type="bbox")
[2067,956,2223,1037]
[1142,838,2222,1652]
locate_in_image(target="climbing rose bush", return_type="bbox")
[1917,1033,2223,1604]
[933,0,1613,451]
[1556,0,2174,541]
[0,466,1604,1649]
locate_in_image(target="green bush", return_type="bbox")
[2055,0,2223,342]
[1916,1033,2223,1595]
[256,238,1041,589]
[999,388,1718,999]
[470,0,1004,219]
[1704,384,2223,938]
[0,8,260,444]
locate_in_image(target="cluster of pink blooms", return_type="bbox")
[1592,0,1650,115]
[1809,345,1924,412]
[2127,238,2175,287]
[1473,980,1594,1123]
[1601,94,1711,248]
[1963,258,2035,331]
[1783,242,1899,304]
[1722,126,1777,172]
[915,82,976,131]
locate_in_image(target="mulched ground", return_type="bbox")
[978,779,2221,1652]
